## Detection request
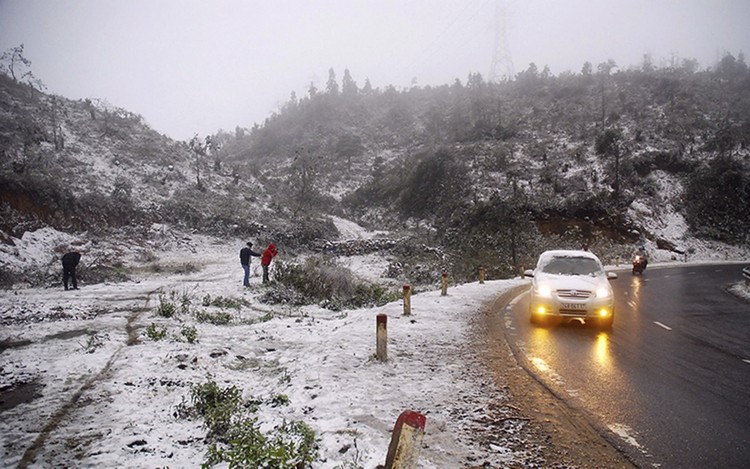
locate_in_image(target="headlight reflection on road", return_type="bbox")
[529,328,554,372]
[593,332,611,370]
[631,276,642,301]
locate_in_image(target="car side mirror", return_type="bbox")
[606,272,618,280]
[524,269,534,278]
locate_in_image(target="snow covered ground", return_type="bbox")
[1,219,748,468]
[0,223,533,468]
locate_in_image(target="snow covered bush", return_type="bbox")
[194,309,233,325]
[188,377,319,468]
[265,256,398,311]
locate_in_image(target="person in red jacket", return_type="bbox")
[261,243,278,284]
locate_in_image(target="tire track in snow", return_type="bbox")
[17,290,157,468]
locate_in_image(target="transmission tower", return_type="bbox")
[489,0,515,82]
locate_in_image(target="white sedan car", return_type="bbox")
[525,250,618,328]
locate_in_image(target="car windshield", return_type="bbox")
[540,256,601,276]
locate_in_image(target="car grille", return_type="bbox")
[557,289,592,299]
[559,309,589,316]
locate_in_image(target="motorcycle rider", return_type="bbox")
[634,246,648,270]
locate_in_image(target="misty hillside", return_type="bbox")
[1,55,749,286]
[235,60,750,244]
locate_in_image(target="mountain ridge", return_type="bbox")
[1,56,749,286]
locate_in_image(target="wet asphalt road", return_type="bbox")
[503,263,750,468]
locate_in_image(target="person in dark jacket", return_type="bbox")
[239,242,261,287]
[61,251,81,290]
[260,243,278,284]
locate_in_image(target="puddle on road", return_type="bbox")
[0,339,33,353]
[1,329,90,353]
[41,328,91,342]
[0,380,45,412]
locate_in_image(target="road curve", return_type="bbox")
[502,263,750,468]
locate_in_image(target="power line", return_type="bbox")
[489,0,514,82]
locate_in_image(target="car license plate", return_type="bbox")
[561,303,586,310]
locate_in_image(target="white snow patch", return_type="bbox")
[608,423,644,450]
[0,228,83,272]
[330,216,388,241]
[728,282,750,301]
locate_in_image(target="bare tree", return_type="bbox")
[0,44,45,92]
[47,97,65,150]
[289,148,321,217]
[597,59,618,129]
[188,135,212,190]
[595,127,622,202]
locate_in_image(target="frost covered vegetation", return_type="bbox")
[2,51,749,290]
[264,258,401,310]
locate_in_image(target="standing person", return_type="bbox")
[239,242,261,287]
[261,243,278,284]
[61,251,81,290]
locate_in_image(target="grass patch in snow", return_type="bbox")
[185,376,320,468]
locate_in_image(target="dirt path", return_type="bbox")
[472,287,636,468]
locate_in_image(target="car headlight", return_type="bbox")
[595,286,611,298]
[535,284,553,298]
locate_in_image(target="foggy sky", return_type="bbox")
[1,0,748,141]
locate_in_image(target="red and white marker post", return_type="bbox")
[384,410,427,469]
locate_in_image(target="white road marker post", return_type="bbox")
[384,410,427,469]
[376,313,388,362]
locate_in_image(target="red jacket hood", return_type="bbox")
[261,243,278,264]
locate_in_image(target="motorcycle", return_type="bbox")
[632,255,647,275]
